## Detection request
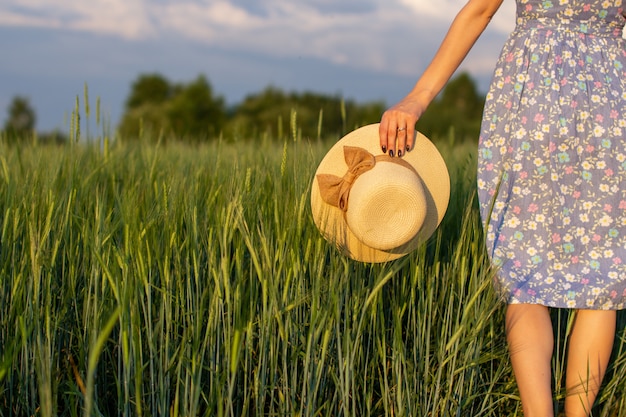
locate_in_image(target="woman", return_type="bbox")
[379,0,626,415]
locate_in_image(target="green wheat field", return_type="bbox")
[1,119,626,416]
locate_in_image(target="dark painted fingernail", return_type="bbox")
[389,150,394,157]
[406,145,411,152]
[382,146,387,153]
[397,149,403,157]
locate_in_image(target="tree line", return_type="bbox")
[1,72,485,145]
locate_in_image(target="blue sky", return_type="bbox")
[0,0,516,132]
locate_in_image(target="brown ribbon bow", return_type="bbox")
[316,146,376,211]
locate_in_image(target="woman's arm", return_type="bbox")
[380,0,504,156]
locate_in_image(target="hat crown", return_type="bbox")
[346,162,426,250]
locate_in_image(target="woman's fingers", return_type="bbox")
[379,114,392,154]
[379,96,423,157]
[379,111,416,157]
[395,125,407,157]
[405,124,416,153]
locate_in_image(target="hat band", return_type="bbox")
[315,146,418,212]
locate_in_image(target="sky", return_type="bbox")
[0,0,516,133]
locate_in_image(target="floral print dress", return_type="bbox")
[477,0,626,309]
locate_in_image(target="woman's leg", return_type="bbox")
[506,304,555,417]
[564,309,616,417]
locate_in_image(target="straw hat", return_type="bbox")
[310,123,450,263]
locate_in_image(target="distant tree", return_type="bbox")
[439,72,484,116]
[118,74,173,139]
[118,101,172,140]
[228,86,297,139]
[125,73,172,109]
[118,73,226,141]
[38,130,69,145]
[168,75,226,140]
[3,96,36,144]
[227,86,384,141]
[416,72,485,143]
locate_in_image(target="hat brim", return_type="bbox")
[310,123,450,263]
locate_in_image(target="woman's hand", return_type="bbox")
[379,0,503,157]
[379,94,427,157]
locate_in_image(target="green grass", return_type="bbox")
[0,132,625,417]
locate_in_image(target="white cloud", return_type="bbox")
[397,0,515,32]
[67,0,156,39]
[150,0,400,72]
[398,0,461,21]
[0,0,156,38]
[0,10,62,29]
[0,0,516,76]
